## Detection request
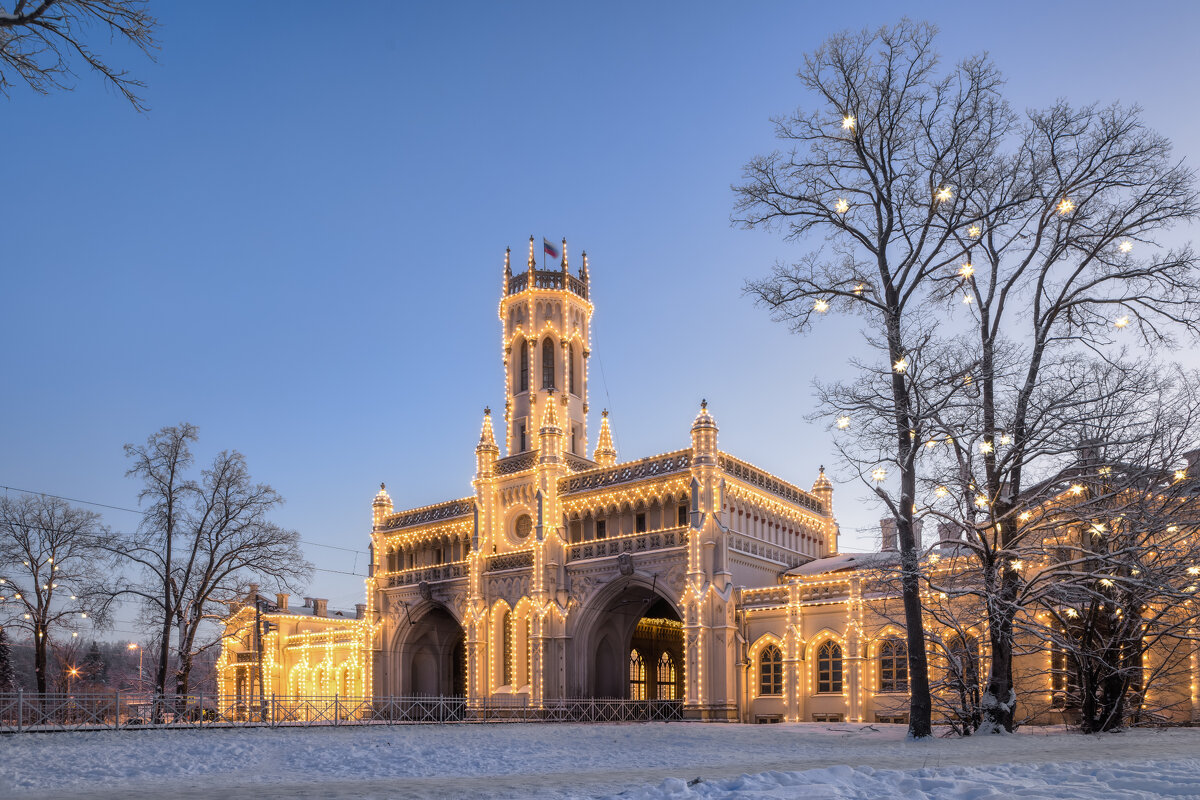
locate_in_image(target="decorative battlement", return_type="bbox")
[719,453,825,514]
[507,270,589,299]
[561,450,693,495]
[381,498,474,531]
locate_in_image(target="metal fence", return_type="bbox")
[0,692,685,733]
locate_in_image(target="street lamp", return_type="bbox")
[128,642,143,691]
[67,666,80,695]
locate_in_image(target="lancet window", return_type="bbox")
[817,641,843,694]
[541,337,555,389]
[629,648,646,700]
[879,638,908,693]
[760,644,783,695]
[656,652,677,700]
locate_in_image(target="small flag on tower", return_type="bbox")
[543,238,561,260]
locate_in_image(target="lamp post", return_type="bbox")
[67,666,79,695]
[128,642,142,691]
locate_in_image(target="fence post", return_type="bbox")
[335,693,339,726]
[198,691,203,728]
[114,690,120,730]
[271,693,276,727]
[17,689,23,733]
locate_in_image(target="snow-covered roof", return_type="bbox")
[784,550,900,577]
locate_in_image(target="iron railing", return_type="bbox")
[0,692,684,733]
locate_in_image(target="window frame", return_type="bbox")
[759,644,783,696]
[816,640,843,694]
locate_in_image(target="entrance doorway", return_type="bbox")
[399,604,466,696]
[588,585,683,699]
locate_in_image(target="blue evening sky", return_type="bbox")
[3,1,1198,621]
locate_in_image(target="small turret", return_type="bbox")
[503,247,511,288]
[539,396,564,465]
[812,465,833,513]
[560,237,569,273]
[593,409,617,467]
[476,407,499,477]
[372,483,393,530]
[690,399,718,465]
[527,234,536,270]
[581,251,589,281]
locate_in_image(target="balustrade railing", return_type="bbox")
[567,525,688,561]
[383,559,470,587]
[485,550,534,571]
[0,692,682,732]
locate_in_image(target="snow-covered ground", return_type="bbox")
[2,722,1198,799]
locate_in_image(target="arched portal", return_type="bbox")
[396,604,466,697]
[579,582,684,699]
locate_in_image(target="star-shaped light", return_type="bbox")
[999,434,1011,445]
[962,294,973,305]
[936,186,953,203]
[842,115,856,130]
[853,283,865,295]
[814,299,830,313]
[1115,316,1130,329]
[893,358,908,373]
[980,441,994,454]
[968,224,982,238]
[1057,198,1076,215]
[1119,240,1133,253]
[974,494,988,508]
[871,467,888,482]
[959,263,975,279]
[935,486,948,498]
[836,415,851,429]
[834,198,850,214]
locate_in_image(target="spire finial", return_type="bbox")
[602,408,609,418]
[593,409,618,467]
[380,482,386,491]
[581,250,589,279]
[504,247,511,276]
[561,237,568,271]
[485,406,491,415]
[528,235,535,269]
[701,398,707,409]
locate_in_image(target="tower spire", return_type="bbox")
[581,251,589,280]
[528,234,536,270]
[561,237,568,273]
[503,247,511,294]
[593,409,617,467]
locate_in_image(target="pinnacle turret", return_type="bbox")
[372,482,393,529]
[593,409,617,467]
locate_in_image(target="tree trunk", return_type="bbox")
[980,564,1018,732]
[34,623,48,695]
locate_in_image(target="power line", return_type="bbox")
[1,484,368,555]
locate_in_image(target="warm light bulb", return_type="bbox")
[925,440,936,449]
[1099,578,1114,587]
[1057,198,1076,215]
[980,441,993,454]
[893,358,908,374]
[871,468,887,482]
[936,187,953,203]
[974,494,988,508]
[1175,470,1187,482]
[842,115,856,130]
[1119,240,1133,253]
[959,263,975,279]
[853,283,865,295]
[935,486,948,498]
[1069,484,1084,495]
[1115,316,1130,329]
[834,198,850,214]
[836,416,851,429]
[968,224,982,238]
[814,299,830,313]
[962,294,973,305]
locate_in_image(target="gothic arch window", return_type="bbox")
[569,343,577,395]
[879,637,908,693]
[817,640,843,694]
[759,644,783,696]
[502,609,514,687]
[519,341,529,392]
[542,337,555,389]
[629,648,646,700]
[656,652,677,700]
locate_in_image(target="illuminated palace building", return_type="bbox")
[223,238,1018,724]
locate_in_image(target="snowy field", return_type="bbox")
[2,722,1199,799]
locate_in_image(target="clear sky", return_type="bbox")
[3,1,1199,624]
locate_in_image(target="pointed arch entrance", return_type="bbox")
[396,603,466,697]
[576,578,684,700]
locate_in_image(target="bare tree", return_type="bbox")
[735,19,1010,738]
[120,424,312,697]
[0,0,157,110]
[0,494,115,693]
[922,97,1200,731]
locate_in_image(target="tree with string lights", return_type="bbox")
[735,19,1011,738]
[0,494,116,694]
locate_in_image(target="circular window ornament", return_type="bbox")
[515,514,533,540]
